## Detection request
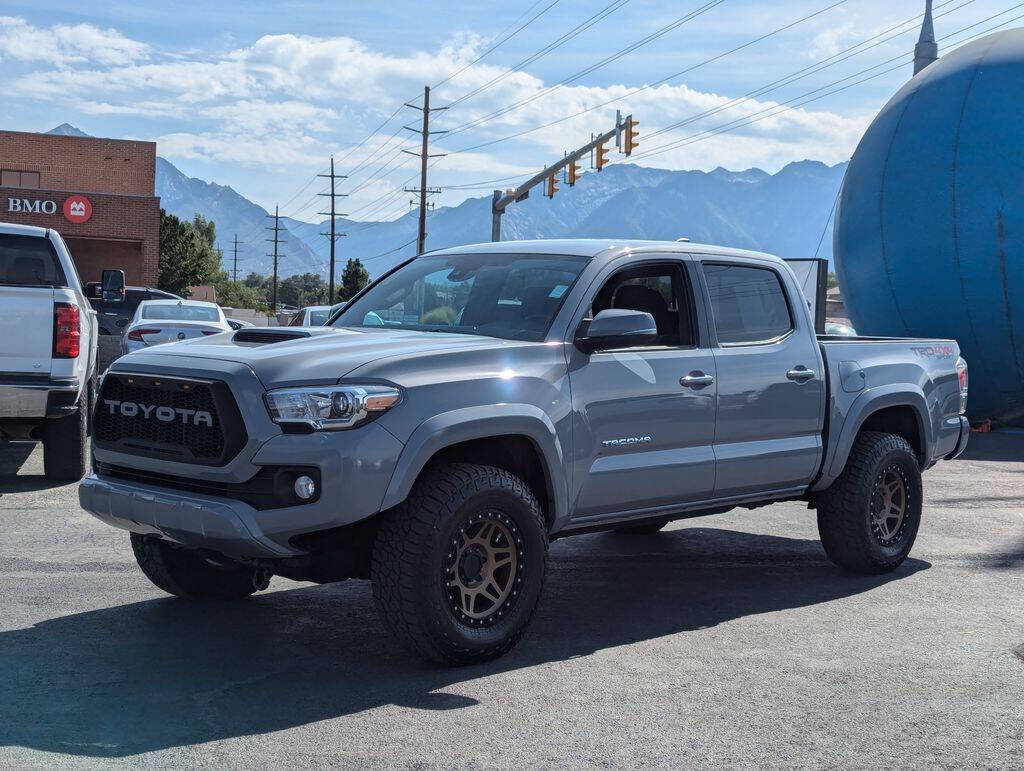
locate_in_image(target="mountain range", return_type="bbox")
[48,125,846,279]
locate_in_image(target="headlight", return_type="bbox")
[264,384,400,430]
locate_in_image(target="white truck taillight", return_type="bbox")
[955,356,968,415]
[53,302,81,358]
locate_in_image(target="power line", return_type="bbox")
[365,237,418,262]
[617,4,1024,164]
[639,0,978,145]
[443,0,863,155]
[443,0,632,111]
[433,0,563,89]
[439,0,725,139]
[440,0,975,189]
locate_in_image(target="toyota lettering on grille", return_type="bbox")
[103,399,214,427]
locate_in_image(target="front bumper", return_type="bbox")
[0,376,80,419]
[80,473,290,558]
[81,421,406,559]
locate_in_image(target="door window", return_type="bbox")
[702,263,792,345]
[589,263,694,348]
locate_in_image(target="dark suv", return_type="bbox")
[85,285,181,335]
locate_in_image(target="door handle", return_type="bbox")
[680,372,714,389]
[787,366,816,382]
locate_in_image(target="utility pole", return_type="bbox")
[231,234,242,285]
[491,114,635,241]
[266,206,285,314]
[402,85,447,254]
[317,156,348,303]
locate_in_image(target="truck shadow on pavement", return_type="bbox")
[0,527,928,758]
[0,442,52,495]
[0,442,61,494]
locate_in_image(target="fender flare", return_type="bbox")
[379,404,569,527]
[817,385,932,489]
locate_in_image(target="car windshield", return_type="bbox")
[333,252,588,342]
[308,309,330,325]
[142,304,221,322]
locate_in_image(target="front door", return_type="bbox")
[698,260,825,497]
[567,259,718,521]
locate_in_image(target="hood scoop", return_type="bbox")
[233,328,312,345]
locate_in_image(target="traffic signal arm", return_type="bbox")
[493,115,634,213]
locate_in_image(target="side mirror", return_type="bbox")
[575,309,658,353]
[101,269,125,302]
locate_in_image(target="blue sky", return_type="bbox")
[2,0,1019,223]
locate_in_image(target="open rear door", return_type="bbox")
[783,258,828,334]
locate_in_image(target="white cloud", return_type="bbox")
[0,16,149,66]
[2,11,878,211]
[808,23,859,59]
[200,100,339,134]
[154,131,324,169]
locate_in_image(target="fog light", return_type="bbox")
[293,475,316,500]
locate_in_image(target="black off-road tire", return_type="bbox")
[815,431,923,574]
[130,533,265,600]
[42,393,88,483]
[371,463,548,666]
[613,519,670,535]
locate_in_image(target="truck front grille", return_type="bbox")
[94,373,246,466]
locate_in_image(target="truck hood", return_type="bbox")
[114,326,511,389]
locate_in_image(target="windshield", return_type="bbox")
[308,309,330,325]
[333,253,588,342]
[142,304,221,322]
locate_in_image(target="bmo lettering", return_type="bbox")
[8,198,57,214]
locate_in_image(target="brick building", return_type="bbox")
[0,130,159,286]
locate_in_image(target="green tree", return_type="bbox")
[278,272,327,307]
[157,209,221,296]
[339,258,369,301]
[827,271,839,290]
[211,269,268,312]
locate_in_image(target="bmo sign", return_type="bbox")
[7,194,93,224]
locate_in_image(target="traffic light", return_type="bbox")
[595,142,610,171]
[624,116,639,155]
[545,173,559,198]
[567,158,582,186]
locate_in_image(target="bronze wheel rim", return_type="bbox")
[445,511,523,626]
[870,464,910,545]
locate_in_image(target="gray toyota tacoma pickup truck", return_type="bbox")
[79,239,970,664]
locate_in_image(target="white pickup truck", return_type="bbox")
[0,223,123,481]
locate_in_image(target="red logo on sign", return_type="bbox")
[63,195,92,223]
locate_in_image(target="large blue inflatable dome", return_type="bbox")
[835,28,1024,424]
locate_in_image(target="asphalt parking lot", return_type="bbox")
[1,435,1022,768]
